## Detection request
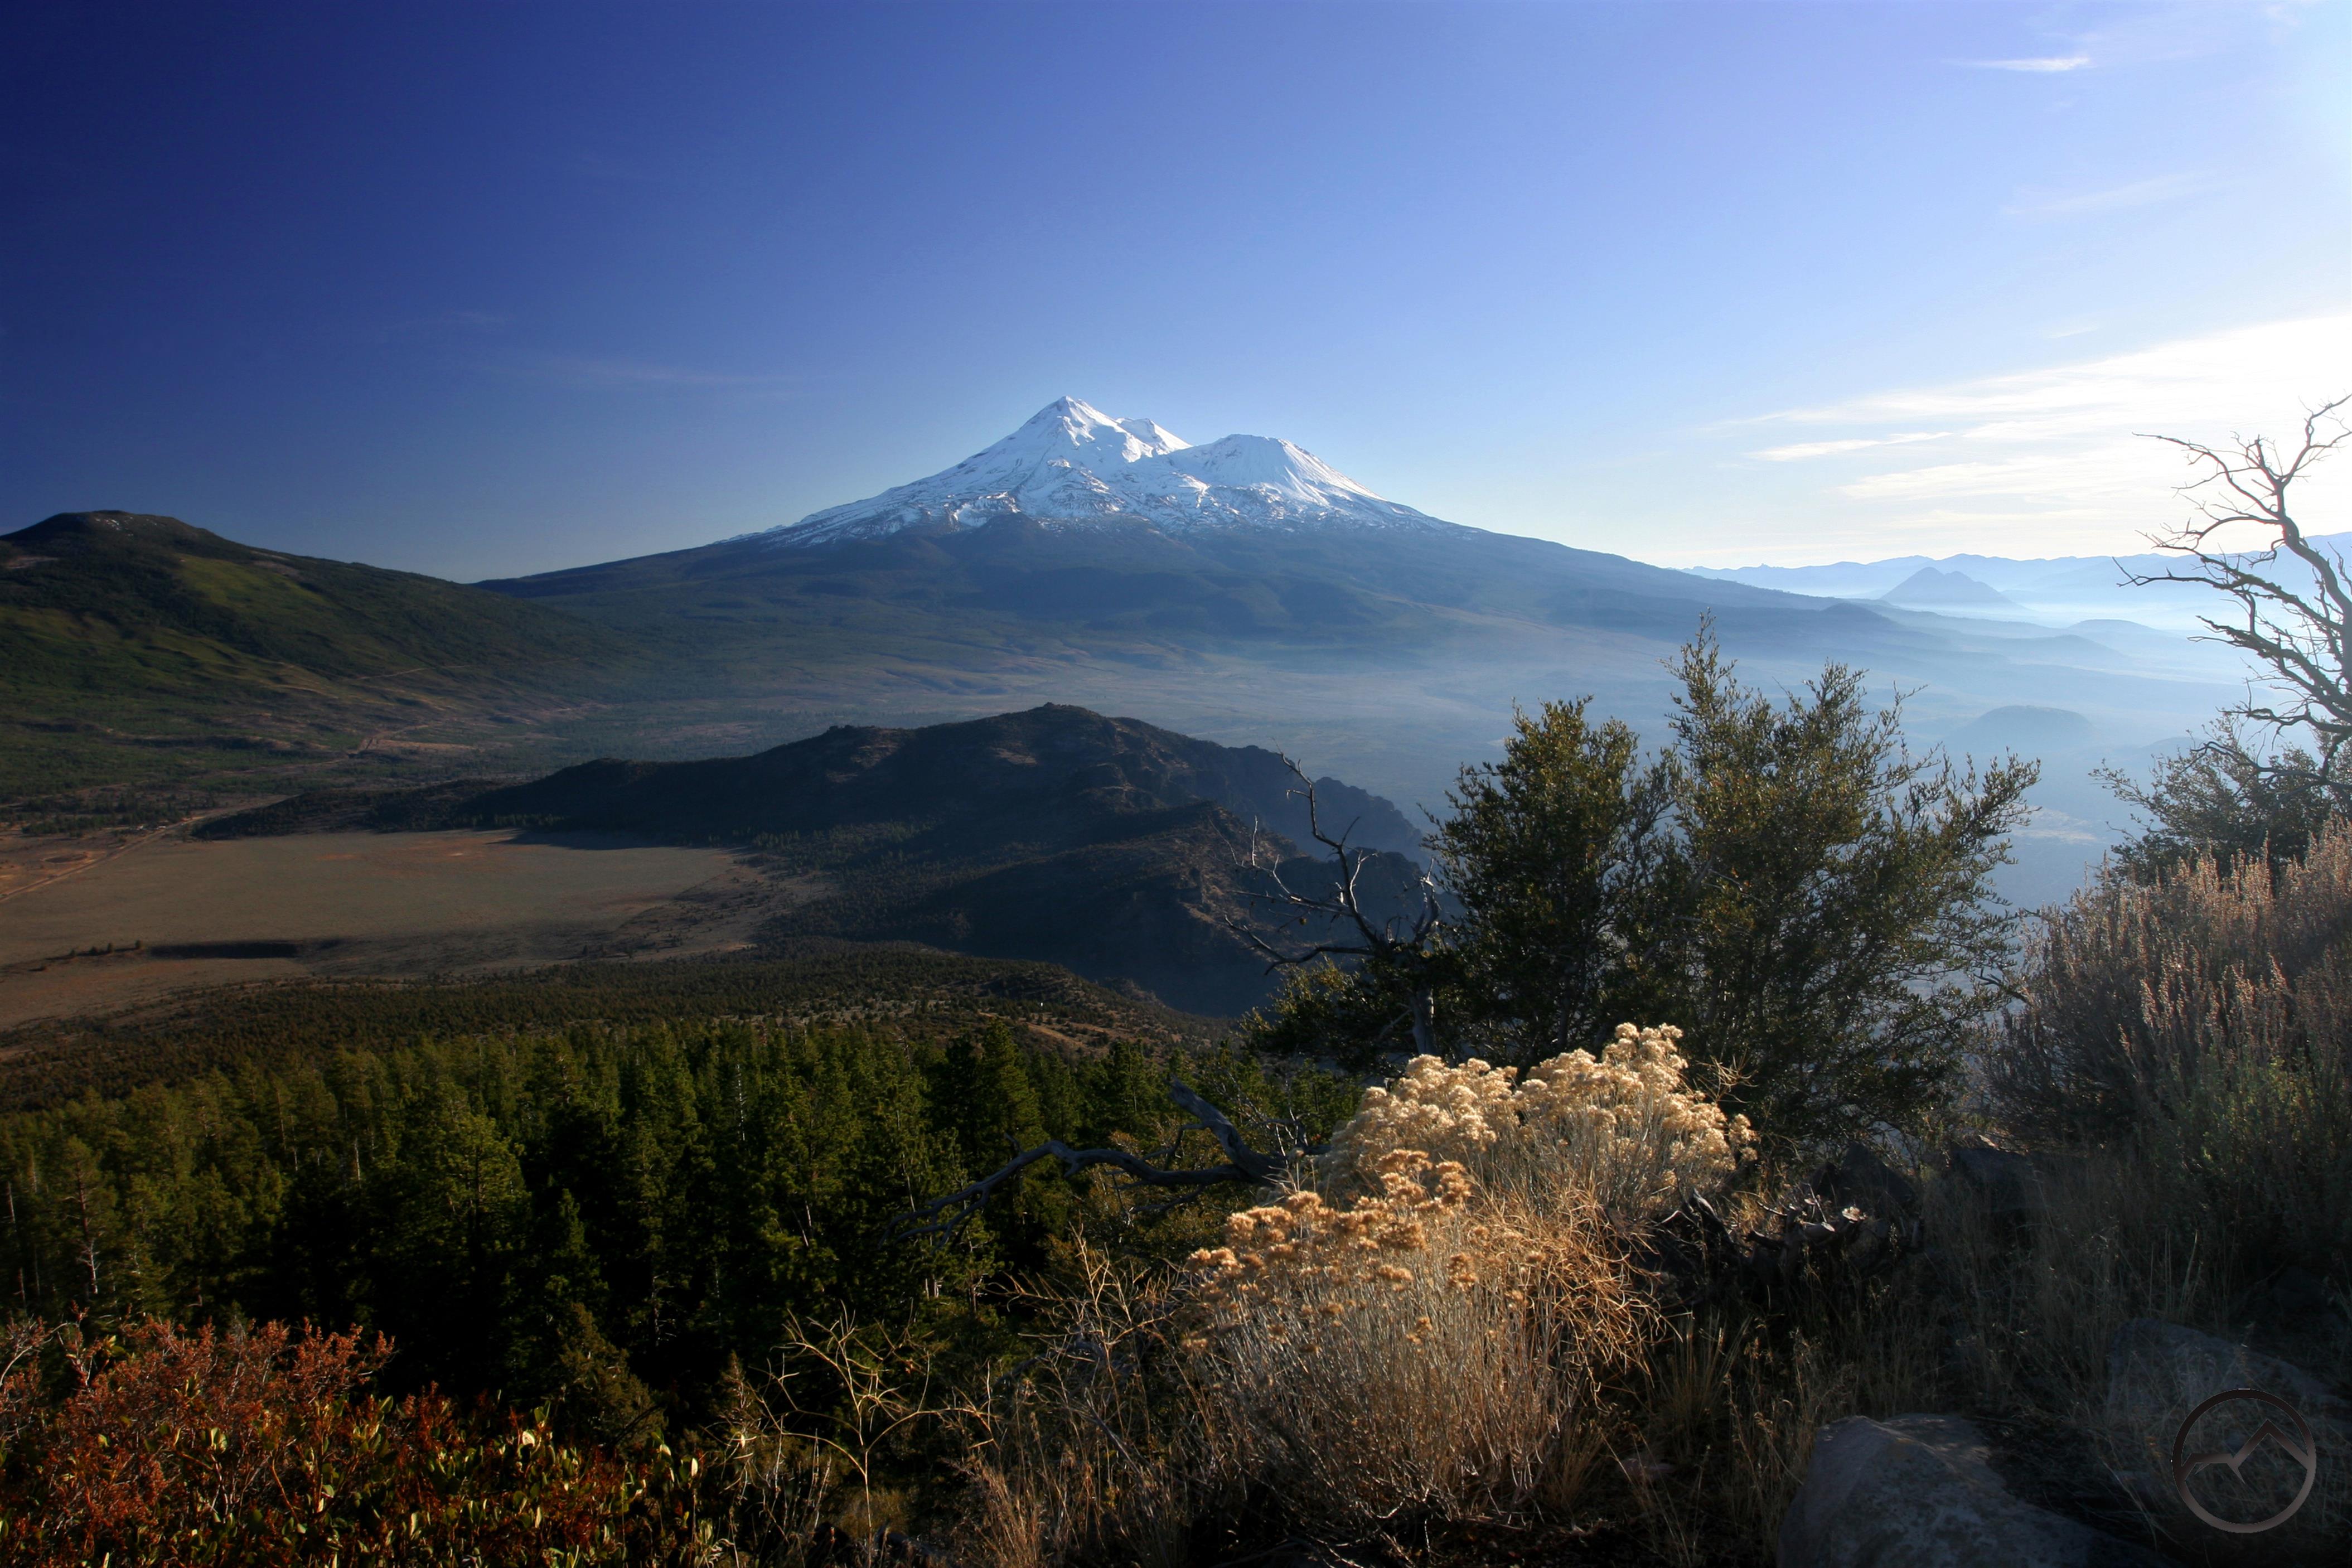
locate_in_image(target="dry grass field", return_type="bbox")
[0,828,758,1027]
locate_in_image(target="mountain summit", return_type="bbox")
[764,396,1450,546]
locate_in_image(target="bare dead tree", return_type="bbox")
[893,1079,1305,1241]
[2128,394,2352,785]
[1227,755,1450,1058]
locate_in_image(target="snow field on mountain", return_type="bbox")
[770,396,1450,545]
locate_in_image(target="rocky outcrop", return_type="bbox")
[1778,1414,2175,1567]
[1945,1141,2050,1223]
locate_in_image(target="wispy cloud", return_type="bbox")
[1736,314,2352,557]
[2005,171,2212,219]
[1751,432,1948,462]
[506,355,793,391]
[1965,55,2092,72]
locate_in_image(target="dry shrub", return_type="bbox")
[1991,821,2352,1270]
[960,1025,1758,1563]
[698,1314,955,1567]
[951,1248,1201,1568]
[1184,1150,1648,1529]
[0,1318,647,1566]
[1625,1112,2348,1564]
[1323,1025,1755,1218]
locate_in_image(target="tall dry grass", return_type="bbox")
[1990,820,2352,1272]
[1618,1139,2312,1565]
[1962,825,2352,1562]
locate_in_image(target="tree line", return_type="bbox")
[0,1016,1353,1439]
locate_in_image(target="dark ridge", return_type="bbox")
[190,704,1429,1015]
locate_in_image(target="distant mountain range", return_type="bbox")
[1879,567,2016,608]
[1690,536,2352,628]
[200,705,1426,1014]
[5,400,2268,907]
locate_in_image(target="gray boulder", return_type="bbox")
[2106,1318,2352,1431]
[2103,1318,2349,1534]
[1946,1144,2049,1223]
[1778,1414,2174,1568]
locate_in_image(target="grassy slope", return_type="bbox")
[0,512,652,800]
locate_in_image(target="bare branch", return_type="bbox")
[2127,395,2352,776]
[1221,754,1450,1056]
[893,1077,1305,1241]
[1168,1080,1289,1183]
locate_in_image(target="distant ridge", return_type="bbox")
[1,511,638,795]
[456,702,1422,858]
[2,512,623,679]
[1686,534,2352,625]
[1879,567,2014,608]
[205,704,1429,1014]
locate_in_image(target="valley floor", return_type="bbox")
[0,826,764,1028]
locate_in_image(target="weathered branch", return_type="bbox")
[1168,1080,1289,1183]
[1225,756,1449,1056]
[1640,1143,1924,1311]
[893,1077,1305,1241]
[2125,395,2352,774]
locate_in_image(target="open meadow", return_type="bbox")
[0,826,759,1027]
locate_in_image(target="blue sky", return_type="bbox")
[3,1,2344,580]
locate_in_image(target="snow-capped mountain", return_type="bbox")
[762,397,1453,547]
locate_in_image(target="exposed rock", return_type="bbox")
[1828,1140,1919,1216]
[1778,1414,2176,1567]
[1946,1143,2048,1223]
[2255,1265,2343,1327]
[2107,1316,2352,1476]
[2102,1319,2352,1553]
[2104,1318,2352,1434]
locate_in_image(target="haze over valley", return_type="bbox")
[3,393,2258,945]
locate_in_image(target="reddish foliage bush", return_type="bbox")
[0,1318,676,1566]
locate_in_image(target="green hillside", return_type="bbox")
[0,512,646,798]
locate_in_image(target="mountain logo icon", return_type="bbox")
[2171,1387,2319,1535]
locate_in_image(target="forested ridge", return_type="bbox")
[0,948,1222,1113]
[0,1011,1354,1438]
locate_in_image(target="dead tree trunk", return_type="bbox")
[2131,395,2352,783]
[1226,756,1450,1058]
